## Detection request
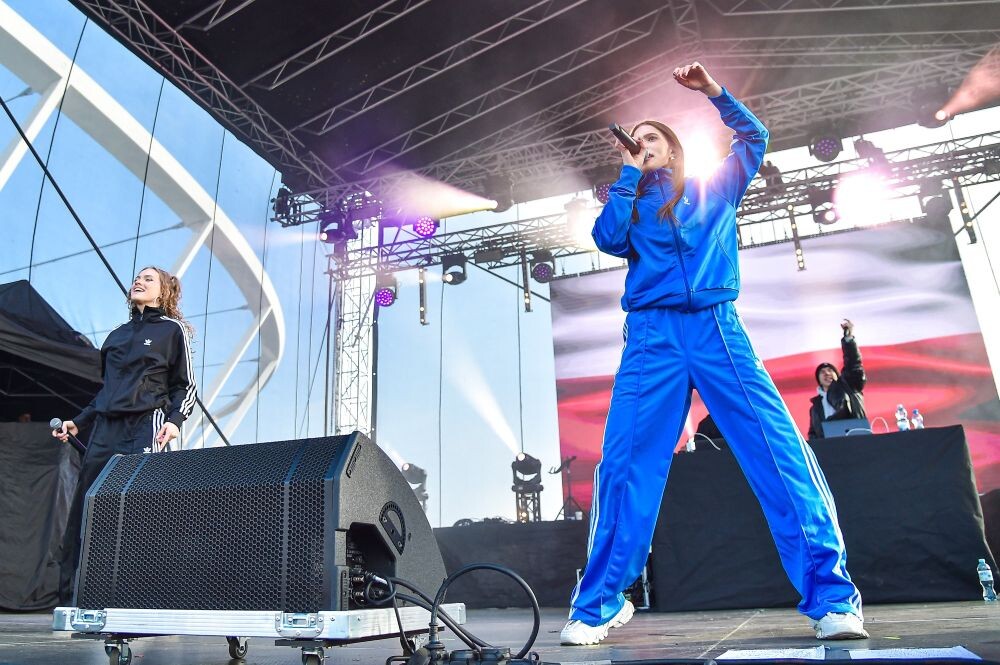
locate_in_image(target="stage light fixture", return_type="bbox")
[806,186,838,225]
[913,85,952,128]
[594,182,612,204]
[806,186,833,209]
[920,180,954,223]
[473,246,505,264]
[808,133,843,163]
[511,452,543,523]
[412,215,439,238]
[271,185,292,222]
[342,191,383,227]
[529,250,555,283]
[587,164,618,204]
[318,209,356,244]
[484,174,514,213]
[374,273,398,307]
[401,462,429,511]
[813,207,839,225]
[401,462,427,485]
[441,253,467,285]
[853,137,886,165]
[512,452,542,482]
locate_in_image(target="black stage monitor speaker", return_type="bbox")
[75,432,445,612]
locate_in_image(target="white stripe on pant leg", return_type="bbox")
[151,410,158,450]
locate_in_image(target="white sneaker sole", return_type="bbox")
[816,627,869,640]
[560,600,636,646]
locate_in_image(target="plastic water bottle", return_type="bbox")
[911,409,925,429]
[895,404,910,431]
[978,559,997,601]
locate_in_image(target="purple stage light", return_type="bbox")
[374,287,396,307]
[531,262,554,283]
[595,183,612,204]
[413,216,438,238]
[809,134,843,163]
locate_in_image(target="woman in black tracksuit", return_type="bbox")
[54,266,197,604]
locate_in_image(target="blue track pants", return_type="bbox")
[569,302,862,625]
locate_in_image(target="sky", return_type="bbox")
[0,0,997,527]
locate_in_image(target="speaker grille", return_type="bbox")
[77,439,344,611]
[80,454,145,606]
[284,440,345,611]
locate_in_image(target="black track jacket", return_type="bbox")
[74,306,196,430]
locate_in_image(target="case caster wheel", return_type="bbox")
[107,644,132,665]
[227,636,249,659]
[302,647,324,665]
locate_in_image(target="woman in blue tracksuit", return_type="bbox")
[560,63,867,646]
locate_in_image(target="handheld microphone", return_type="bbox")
[609,123,642,155]
[50,417,87,455]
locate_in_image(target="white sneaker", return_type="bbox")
[560,600,635,646]
[812,612,869,640]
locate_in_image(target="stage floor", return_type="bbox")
[1,602,998,664]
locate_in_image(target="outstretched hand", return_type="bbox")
[672,62,722,97]
[841,319,854,338]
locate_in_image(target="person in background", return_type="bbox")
[808,319,867,440]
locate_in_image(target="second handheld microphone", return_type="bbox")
[609,123,642,155]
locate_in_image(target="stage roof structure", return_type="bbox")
[70,0,1000,208]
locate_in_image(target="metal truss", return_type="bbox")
[285,41,992,211]
[432,46,992,182]
[292,0,589,134]
[176,0,255,31]
[244,0,429,90]
[331,225,378,439]
[320,1,696,181]
[73,0,338,191]
[705,29,1000,68]
[707,0,992,14]
[671,0,704,56]
[380,29,985,185]
[329,128,1000,279]
[336,6,668,176]
[735,130,1000,238]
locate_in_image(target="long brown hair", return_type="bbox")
[130,266,195,340]
[631,120,685,223]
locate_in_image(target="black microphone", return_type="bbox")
[609,123,642,155]
[50,417,87,455]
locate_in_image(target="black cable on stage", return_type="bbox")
[360,571,503,654]
[130,78,166,281]
[254,170,278,443]
[430,563,541,659]
[27,19,87,283]
[388,578,491,650]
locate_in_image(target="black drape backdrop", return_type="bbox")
[651,425,995,611]
[437,427,995,610]
[0,423,80,610]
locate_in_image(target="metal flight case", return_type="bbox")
[53,604,466,665]
[52,432,464,664]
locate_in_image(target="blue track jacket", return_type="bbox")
[592,88,768,312]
